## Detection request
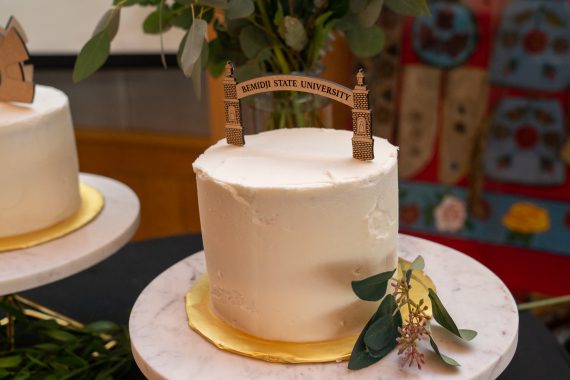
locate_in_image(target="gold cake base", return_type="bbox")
[0,183,105,252]
[185,258,435,364]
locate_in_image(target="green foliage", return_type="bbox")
[239,25,270,59]
[180,18,208,77]
[225,0,254,19]
[429,336,460,366]
[143,8,175,34]
[348,295,401,370]
[346,24,385,58]
[356,0,384,27]
[349,257,478,371]
[72,31,111,83]
[0,300,131,379]
[74,0,429,84]
[278,16,308,52]
[428,289,478,341]
[93,8,121,40]
[351,269,396,301]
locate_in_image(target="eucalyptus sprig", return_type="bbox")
[0,299,132,379]
[73,0,430,97]
[348,256,477,371]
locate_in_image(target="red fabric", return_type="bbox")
[402,230,570,296]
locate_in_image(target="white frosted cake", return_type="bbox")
[0,85,81,238]
[193,128,398,342]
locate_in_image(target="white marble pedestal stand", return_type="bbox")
[130,234,518,380]
[0,174,140,346]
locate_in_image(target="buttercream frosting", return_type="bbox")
[193,128,399,342]
[0,85,80,238]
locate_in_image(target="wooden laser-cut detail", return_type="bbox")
[351,69,374,161]
[222,61,374,161]
[223,62,245,146]
[0,17,34,103]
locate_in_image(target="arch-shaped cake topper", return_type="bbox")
[0,16,35,103]
[223,62,374,161]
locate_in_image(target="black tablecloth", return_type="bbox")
[22,234,570,380]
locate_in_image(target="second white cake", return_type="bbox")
[193,128,398,342]
[0,86,80,238]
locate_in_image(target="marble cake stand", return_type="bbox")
[0,173,140,296]
[130,234,518,380]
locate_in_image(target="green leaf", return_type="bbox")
[207,38,227,77]
[143,8,174,34]
[190,49,203,99]
[385,0,430,16]
[24,354,48,369]
[0,369,11,379]
[346,24,384,58]
[85,320,119,332]
[307,11,335,68]
[351,269,395,301]
[357,0,384,27]
[429,336,460,366]
[363,315,393,351]
[235,59,261,82]
[180,18,208,77]
[348,295,400,369]
[113,0,143,5]
[409,255,425,272]
[347,314,381,370]
[42,329,78,342]
[226,0,254,19]
[0,356,22,369]
[93,7,121,41]
[33,343,60,351]
[428,289,477,341]
[72,30,110,83]
[273,1,284,26]
[57,354,88,367]
[278,16,308,52]
[239,25,270,59]
[458,328,478,341]
[172,8,193,29]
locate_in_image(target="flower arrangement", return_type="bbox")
[349,256,477,370]
[73,1,429,98]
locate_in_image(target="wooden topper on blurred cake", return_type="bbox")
[0,17,35,103]
[223,62,374,161]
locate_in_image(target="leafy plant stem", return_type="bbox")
[254,0,304,128]
[159,0,167,69]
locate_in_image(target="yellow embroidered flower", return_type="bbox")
[502,202,550,234]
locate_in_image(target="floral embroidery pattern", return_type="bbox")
[433,195,467,233]
[502,202,550,246]
[399,181,569,256]
[400,203,420,225]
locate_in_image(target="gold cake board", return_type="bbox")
[0,183,105,252]
[185,259,435,364]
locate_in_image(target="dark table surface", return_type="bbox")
[23,234,570,380]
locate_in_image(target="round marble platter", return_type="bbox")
[0,173,140,296]
[130,234,518,380]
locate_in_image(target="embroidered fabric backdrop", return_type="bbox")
[372,0,570,295]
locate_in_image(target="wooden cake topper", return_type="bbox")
[223,62,374,161]
[0,16,35,103]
